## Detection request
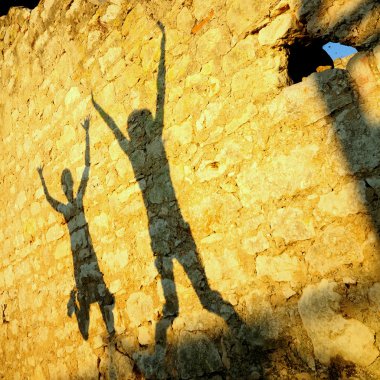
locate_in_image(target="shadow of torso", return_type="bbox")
[126,111,195,259]
[59,198,106,300]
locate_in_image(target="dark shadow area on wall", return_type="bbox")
[92,21,253,378]
[299,0,379,48]
[315,67,380,233]
[300,2,380,236]
[0,0,40,16]
[95,306,365,380]
[247,4,380,379]
[294,2,380,372]
[37,117,115,341]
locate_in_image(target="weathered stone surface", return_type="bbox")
[47,361,69,379]
[306,224,364,275]
[64,87,81,106]
[3,266,15,287]
[222,35,257,75]
[230,56,282,100]
[107,349,134,379]
[98,47,123,75]
[196,27,230,63]
[226,0,269,36]
[243,231,270,255]
[76,343,99,378]
[126,292,154,327]
[166,121,193,145]
[176,7,193,34]
[46,225,65,243]
[173,310,223,333]
[15,191,27,210]
[54,240,70,260]
[196,160,227,182]
[57,125,76,151]
[110,279,122,294]
[237,145,321,206]
[115,157,130,177]
[299,280,379,366]
[258,13,294,46]
[93,212,109,229]
[101,4,122,23]
[1,0,380,379]
[138,325,154,346]
[203,248,249,289]
[347,50,380,126]
[317,182,366,217]
[256,253,304,282]
[271,207,315,244]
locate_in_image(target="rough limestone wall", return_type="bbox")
[0,0,379,379]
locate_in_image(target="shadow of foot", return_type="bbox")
[133,345,167,380]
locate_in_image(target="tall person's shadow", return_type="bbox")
[92,21,248,375]
[37,117,115,341]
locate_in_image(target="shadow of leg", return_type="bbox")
[155,256,179,346]
[177,248,247,339]
[76,292,90,340]
[99,285,116,339]
[100,302,115,338]
[176,247,260,378]
[134,257,179,379]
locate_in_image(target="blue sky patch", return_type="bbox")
[323,42,358,60]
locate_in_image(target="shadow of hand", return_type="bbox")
[67,289,77,317]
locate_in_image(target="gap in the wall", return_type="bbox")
[0,0,40,17]
[287,40,334,84]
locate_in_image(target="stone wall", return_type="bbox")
[0,0,379,379]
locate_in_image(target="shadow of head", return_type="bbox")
[61,168,74,202]
[127,109,154,145]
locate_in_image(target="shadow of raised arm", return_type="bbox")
[155,21,166,126]
[77,116,91,200]
[37,166,65,213]
[91,94,131,154]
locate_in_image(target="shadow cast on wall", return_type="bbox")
[82,4,379,380]
[299,2,380,236]
[92,21,252,376]
[314,67,380,232]
[37,117,115,341]
[299,0,379,48]
[34,4,379,379]
[97,305,359,380]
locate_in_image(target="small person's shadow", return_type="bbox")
[93,21,251,376]
[37,118,115,341]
